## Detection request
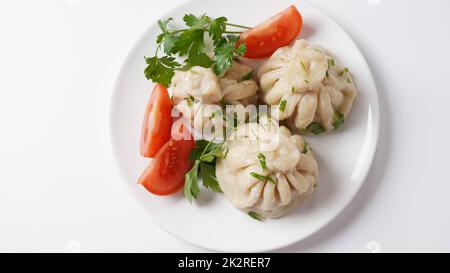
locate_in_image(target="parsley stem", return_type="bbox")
[155,43,162,56]
[226,23,252,29]
[200,138,216,159]
[169,29,189,34]
[224,31,244,34]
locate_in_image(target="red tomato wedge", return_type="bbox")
[138,122,195,196]
[240,5,303,59]
[140,84,173,158]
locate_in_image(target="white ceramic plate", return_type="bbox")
[110,0,379,252]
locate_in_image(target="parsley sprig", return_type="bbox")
[184,139,224,202]
[145,14,251,86]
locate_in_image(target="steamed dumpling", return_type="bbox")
[257,39,357,133]
[172,62,258,135]
[219,62,259,105]
[172,66,222,103]
[216,116,319,218]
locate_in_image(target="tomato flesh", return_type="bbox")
[138,123,195,196]
[140,84,173,158]
[241,5,303,59]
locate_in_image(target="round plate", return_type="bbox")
[110,0,379,252]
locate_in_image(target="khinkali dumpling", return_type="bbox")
[219,61,259,105]
[172,66,222,103]
[257,39,357,133]
[172,63,258,136]
[216,115,319,218]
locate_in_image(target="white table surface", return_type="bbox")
[1,0,449,253]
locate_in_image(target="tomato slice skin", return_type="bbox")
[138,123,195,196]
[140,84,173,158]
[241,5,303,59]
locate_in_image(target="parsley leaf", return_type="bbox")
[184,139,224,202]
[184,52,214,69]
[214,35,246,74]
[189,139,209,161]
[172,28,205,56]
[145,14,250,85]
[199,141,223,163]
[183,14,210,29]
[156,18,180,55]
[162,34,179,55]
[209,16,228,44]
[200,162,222,193]
[144,56,180,87]
[157,17,173,33]
[184,160,200,203]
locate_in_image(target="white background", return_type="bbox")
[0,0,449,252]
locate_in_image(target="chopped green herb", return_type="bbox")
[240,70,253,82]
[306,122,326,135]
[257,153,267,170]
[326,70,329,77]
[304,79,310,84]
[250,172,275,184]
[327,58,335,67]
[291,87,295,93]
[346,78,352,84]
[210,112,216,119]
[248,211,262,221]
[223,147,229,159]
[185,95,195,106]
[250,129,260,140]
[279,99,287,112]
[300,61,308,73]
[339,67,349,76]
[302,141,309,154]
[313,48,323,53]
[332,111,345,130]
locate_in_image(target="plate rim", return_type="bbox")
[109,0,380,252]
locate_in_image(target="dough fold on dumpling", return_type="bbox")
[172,62,258,137]
[257,39,357,133]
[216,116,319,218]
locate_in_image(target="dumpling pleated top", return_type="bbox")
[258,39,357,133]
[216,116,319,218]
